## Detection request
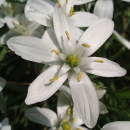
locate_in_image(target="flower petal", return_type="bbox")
[77,18,114,57]
[74,0,94,5]
[94,0,114,19]
[2,125,11,130]
[75,27,84,40]
[69,72,99,128]
[0,0,5,5]
[0,20,4,28]
[113,30,130,50]
[25,107,58,127]
[25,65,68,105]
[57,92,70,120]
[7,35,60,64]
[101,121,130,130]
[99,101,108,114]
[0,77,6,92]
[27,11,52,27]
[96,89,106,99]
[27,0,55,14]
[71,12,98,27]
[84,57,127,77]
[53,4,76,53]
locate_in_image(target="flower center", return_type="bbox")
[62,121,71,130]
[66,54,78,68]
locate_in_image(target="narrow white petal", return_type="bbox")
[27,11,52,27]
[69,72,99,128]
[0,21,4,28]
[7,36,60,64]
[77,18,114,57]
[57,92,70,120]
[25,107,58,127]
[25,65,68,105]
[60,0,74,14]
[121,0,130,2]
[59,63,71,76]
[1,118,9,126]
[74,0,94,5]
[113,30,130,49]
[96,89,106,99]
[94,0,114,19]
[99,101,108,114]
[85,57,127,77]
[71,12,98,27]
[101,121,130,130]
[27,0,55,14]
[1,125,11,130]
[0,77,6,92]
[75,27,84,40]
[53,4,76,53]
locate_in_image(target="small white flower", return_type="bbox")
[25,91,87,130]
[7,5,126,128]
[101,121,130,130]
[0,118,11,130]
[93,0,130,49]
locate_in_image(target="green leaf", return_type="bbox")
[116,88,130,98]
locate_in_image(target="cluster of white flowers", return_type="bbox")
[0,0,130,130]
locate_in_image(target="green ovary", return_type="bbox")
[62,122,71,130]
[66,54,78,68]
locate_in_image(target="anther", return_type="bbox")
[50,76,60,82]
[94,60,104,63]
[82,43,90,48]
[51,50,59,55]
[76,128,82,130]
[66,0,68,4]
[62,119,66,122]
[77,72,82,82]
[12,21,16,25]
[67,108,71,115]
[65,31,70,40]
[71,118,75,123]
[69,7,76,16]
[57,0,62,6]
[18,19,22,26]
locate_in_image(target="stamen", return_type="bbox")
[71,118,75,123]
[76,128,82,130]
[66,0,68,4]
[94,60,104,63]
[82,43,90,48]
[57,0,62,6]
[77,72,82,82]
[67,108,71,115]
[62,119,66,122]
[51,50,59,55]
[69,7,76,16]
[18,19,22,26]
[50,76,60,82]
[65,31,70,40]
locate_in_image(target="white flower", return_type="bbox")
[0,118,11,130]
[25,90,87,130]
[26,0,98,28]
[1,14,43,45]
[7,5,126,128]
[0,20,4,28]
[101,121,130,130]
[93,0,130,49]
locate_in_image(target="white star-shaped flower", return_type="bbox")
[7,5,126,128]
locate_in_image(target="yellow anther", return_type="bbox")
[18,19,22,26]
[51,50,59,55]
[65,31,70,40]
[57,0,62,6]
[76,128,82,130]
[71,118,75,123]
[12,21,16,25]
[69,7,76,16]
[66,0,68,4]
[67,108,71,115]
[82,43,90,48]
[77,72,82,82]
[50,76,60,82]
[62,119,67,123]
[94,60,104,63]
